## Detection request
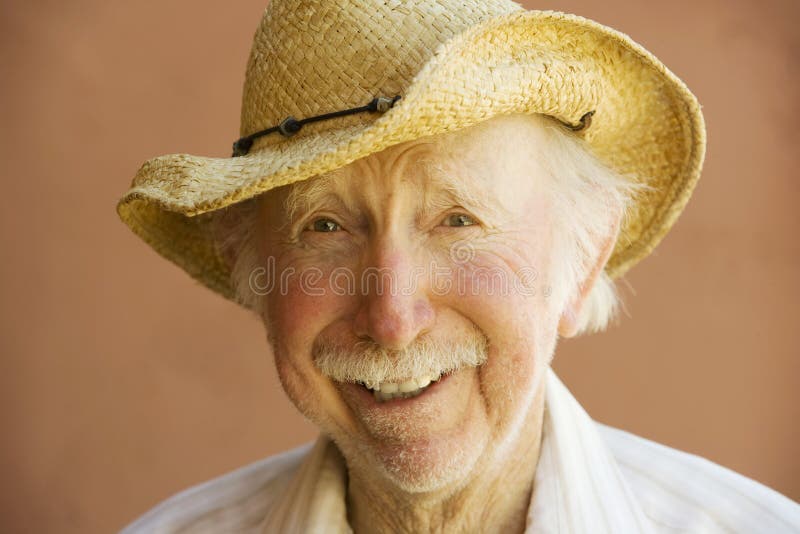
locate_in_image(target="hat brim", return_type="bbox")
[117,10,705,303]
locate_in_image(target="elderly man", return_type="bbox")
[117,0,800,532]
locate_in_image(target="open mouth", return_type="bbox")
[356,372,446,402]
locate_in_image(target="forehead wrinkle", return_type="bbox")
[281,140,434,219]
[278,140,514,230]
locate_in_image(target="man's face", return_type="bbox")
[257,114,565,492]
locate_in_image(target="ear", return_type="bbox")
[557,209,623,338]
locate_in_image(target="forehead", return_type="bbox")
[278,113,553,214]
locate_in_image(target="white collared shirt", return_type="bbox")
[120,369,800,533]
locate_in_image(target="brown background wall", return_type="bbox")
[1,1,797,532]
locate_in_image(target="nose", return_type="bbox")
[352,240,436,350]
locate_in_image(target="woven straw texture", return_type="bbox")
[117,0,706,303]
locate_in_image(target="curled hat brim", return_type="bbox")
[117,10,705,303]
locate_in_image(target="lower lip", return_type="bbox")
[344,373,452,409]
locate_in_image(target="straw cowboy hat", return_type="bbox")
[116,0,705,303]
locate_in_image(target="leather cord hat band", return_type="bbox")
[232,95,402,157]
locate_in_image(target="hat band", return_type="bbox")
[231,95,594,157]
[232,95,403,157]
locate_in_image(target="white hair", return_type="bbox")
[313,325,488,390]
[531,115,645,334]
[208,114,645,336]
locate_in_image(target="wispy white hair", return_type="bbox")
[530,115,645,334]
[208,114,645,336]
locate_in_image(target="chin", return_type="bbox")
[354,414,491,495]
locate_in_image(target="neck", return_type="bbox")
[346,383,546,534]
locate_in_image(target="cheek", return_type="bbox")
[272,352,316,419]
[266,265,347,349]
[437,247,558,427]
[475,318,555,437]
[266,288,320,404]
[267,287,357,433]
[481,344,536,402]
[270,291,322,348]
[448,246,555,323]
[427,232,560,355]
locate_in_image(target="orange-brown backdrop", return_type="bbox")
[1,1,798,532]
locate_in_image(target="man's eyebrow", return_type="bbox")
[282,167,348,223]
[414,158,506,220]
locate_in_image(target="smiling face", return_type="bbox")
[256,114,570,493]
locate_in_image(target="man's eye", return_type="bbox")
[442,213,477,227]
[306,218,341,232]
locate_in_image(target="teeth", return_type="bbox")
[374,386,426,402]
[398,379,418,393]
[381,382,398,394]
[364,373,444,402]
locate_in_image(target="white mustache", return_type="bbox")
[313,328,489,390]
